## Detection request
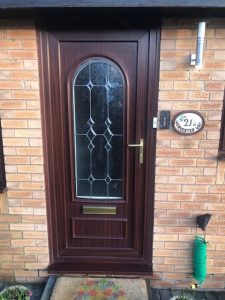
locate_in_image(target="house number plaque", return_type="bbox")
[172,111,204,135]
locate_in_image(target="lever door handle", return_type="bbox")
[128,138,144,164]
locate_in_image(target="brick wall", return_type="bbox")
[152,18,225,288]
[0,18,225,287]
[0,22,48,282]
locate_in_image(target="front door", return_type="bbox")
[38,27,159,275]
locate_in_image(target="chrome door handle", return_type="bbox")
[128,138,144,164]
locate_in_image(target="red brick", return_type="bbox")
[0,102,27,111]
[182,185,209,193]
[184,149,204,157]
[161,39,176,49]
[154,234,178,242]
[14,270,38,277]
[166,227,191,234]
[204,61,225,70]
[13,255,37,262]
[160,60,176,70]
[155,201,181,209]
[188,91,209,100]
[24,247,48,254]
[3,110,40,119]
[164,257,191,265]
[3,138,29,146]
[6,174,31,182]
[24,60,38,70]
[7,30,36,39]
[5,156,30,164]
[21,40,37,49]
[2,262,25,269]
[154,218,179,226]
[196,159,217,167]
[168,193,194,201]
[196,176,215,184]
[8,50,37,59]
[214,50,225,59]
[172,101,200,110]
[20,199,46,207]
[160,71,188,80]
[0,50,8,59]
[176,39,196,49]
[156,167,182,176]
[0,59,23,70]
[165,242,191,250]
[207,39,225,49]
[12,90,40,99]
[0,40,21,49]
[169,176,195,184]
[23,232,48,239]
[205,81,225,90]
[171,140,198,149]
[22,215,46,223]
[190,71,211,80]
[181,202,207,211]
[201,102,222,110]
[159,91,187,101]
[25,262,48,269]
[174,81,202,90]
[11,239,36,247]
[10,70,38,80]
[10,223,34,231]
[195,194,221,202]
[0,81,23,89]
[169,159,196,166]
[7,190,32,199]
[157,149,183,157]
[0,247,24,254]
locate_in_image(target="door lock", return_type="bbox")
[128,138,144,164]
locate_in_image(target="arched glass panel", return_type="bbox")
[73,58,125,199]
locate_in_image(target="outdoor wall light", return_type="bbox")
[190,21,206,69]
[197,213,212,231]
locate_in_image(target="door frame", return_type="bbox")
[37,20,160,275]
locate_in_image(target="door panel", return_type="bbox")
[63,42,137,250]
[38,28,159,274]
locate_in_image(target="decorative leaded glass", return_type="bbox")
[73,58,124,199]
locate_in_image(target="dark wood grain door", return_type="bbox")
[38,28,159,275]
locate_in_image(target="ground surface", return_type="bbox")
[0,282,46,300]
[151,288,225,300]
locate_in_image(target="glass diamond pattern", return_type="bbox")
[87,118,95,127]
[74,57,124,199]
[105,118,112,128]
[105,142,111,151]
[105,81,112,89]
[88,175,94,184]
[87,128,96,142]
[104,128,113,142]
[88,142,95,151]
[87,81,94,90]
[105,175,111,184]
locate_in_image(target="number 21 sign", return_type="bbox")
[172,111,205,135]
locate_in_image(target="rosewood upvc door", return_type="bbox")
[38,28,159,275]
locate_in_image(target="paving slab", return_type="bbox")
[151,288,225,300]
[51,276,148,300]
